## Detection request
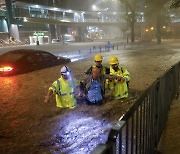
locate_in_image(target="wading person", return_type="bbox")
[82,66,107,105]
[44,66,80,109]
[85,54,110,75]
[108,56,130,99]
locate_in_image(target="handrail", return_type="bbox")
[92,61,180,154]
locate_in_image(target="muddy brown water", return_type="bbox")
[0,43,180,154]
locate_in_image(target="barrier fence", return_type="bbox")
[55,42,142,61]
[92,61,180,154]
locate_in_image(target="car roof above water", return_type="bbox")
[0,49,54,62]
[1,49,51,55]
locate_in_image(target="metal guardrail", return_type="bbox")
[92,61,180,154]
[55,42,141,60]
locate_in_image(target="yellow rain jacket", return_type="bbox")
[49,76,80,108]
[109,65,130,99]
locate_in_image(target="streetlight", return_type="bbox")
[92,5,97,11]
[104,8,109,11]
[24,17,28,22]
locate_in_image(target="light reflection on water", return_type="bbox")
[0,76,30,135]
[44,113,112,154]
[54,53,86,62]
[2,77,14,85]
[0,77,19,109]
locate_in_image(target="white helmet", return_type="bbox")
[60,66,71,75]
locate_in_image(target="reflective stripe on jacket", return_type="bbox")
[109,65,130,99]
[49,77,79,108]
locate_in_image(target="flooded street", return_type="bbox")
[0,43,180,153]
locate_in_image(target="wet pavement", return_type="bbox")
[158,95,180,154]
[0,42,180,153]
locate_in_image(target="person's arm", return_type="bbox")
[74,78,83,97]
[80,76,90,95]
[44,80,58,103]
[85,66,92,75]
[80,78,87,92]
[121,67,130,82]
[104,73,126,83]
[105,67,110,74]
[104,74,118,80]
[44,90,53,103]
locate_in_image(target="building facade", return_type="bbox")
[0,0,179,45]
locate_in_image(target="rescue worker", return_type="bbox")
[44,66,80,109]
[85,54,110,75]
[81,66,106,105]
[108,56,130,99]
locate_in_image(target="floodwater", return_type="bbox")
[0,73,135,154]
[0,42,180,153]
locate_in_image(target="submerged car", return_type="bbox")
[0,49,71,76]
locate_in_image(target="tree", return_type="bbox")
[120,0,137,43]
[144,0,170,44]
[170,0,180,8]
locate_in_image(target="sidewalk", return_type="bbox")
[0,40,121,55]
[158,95,180,154]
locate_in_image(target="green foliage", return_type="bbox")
[118,0,143,42]
[144,1,170,27]
[144,0,172,44]
[170,0,180,8]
